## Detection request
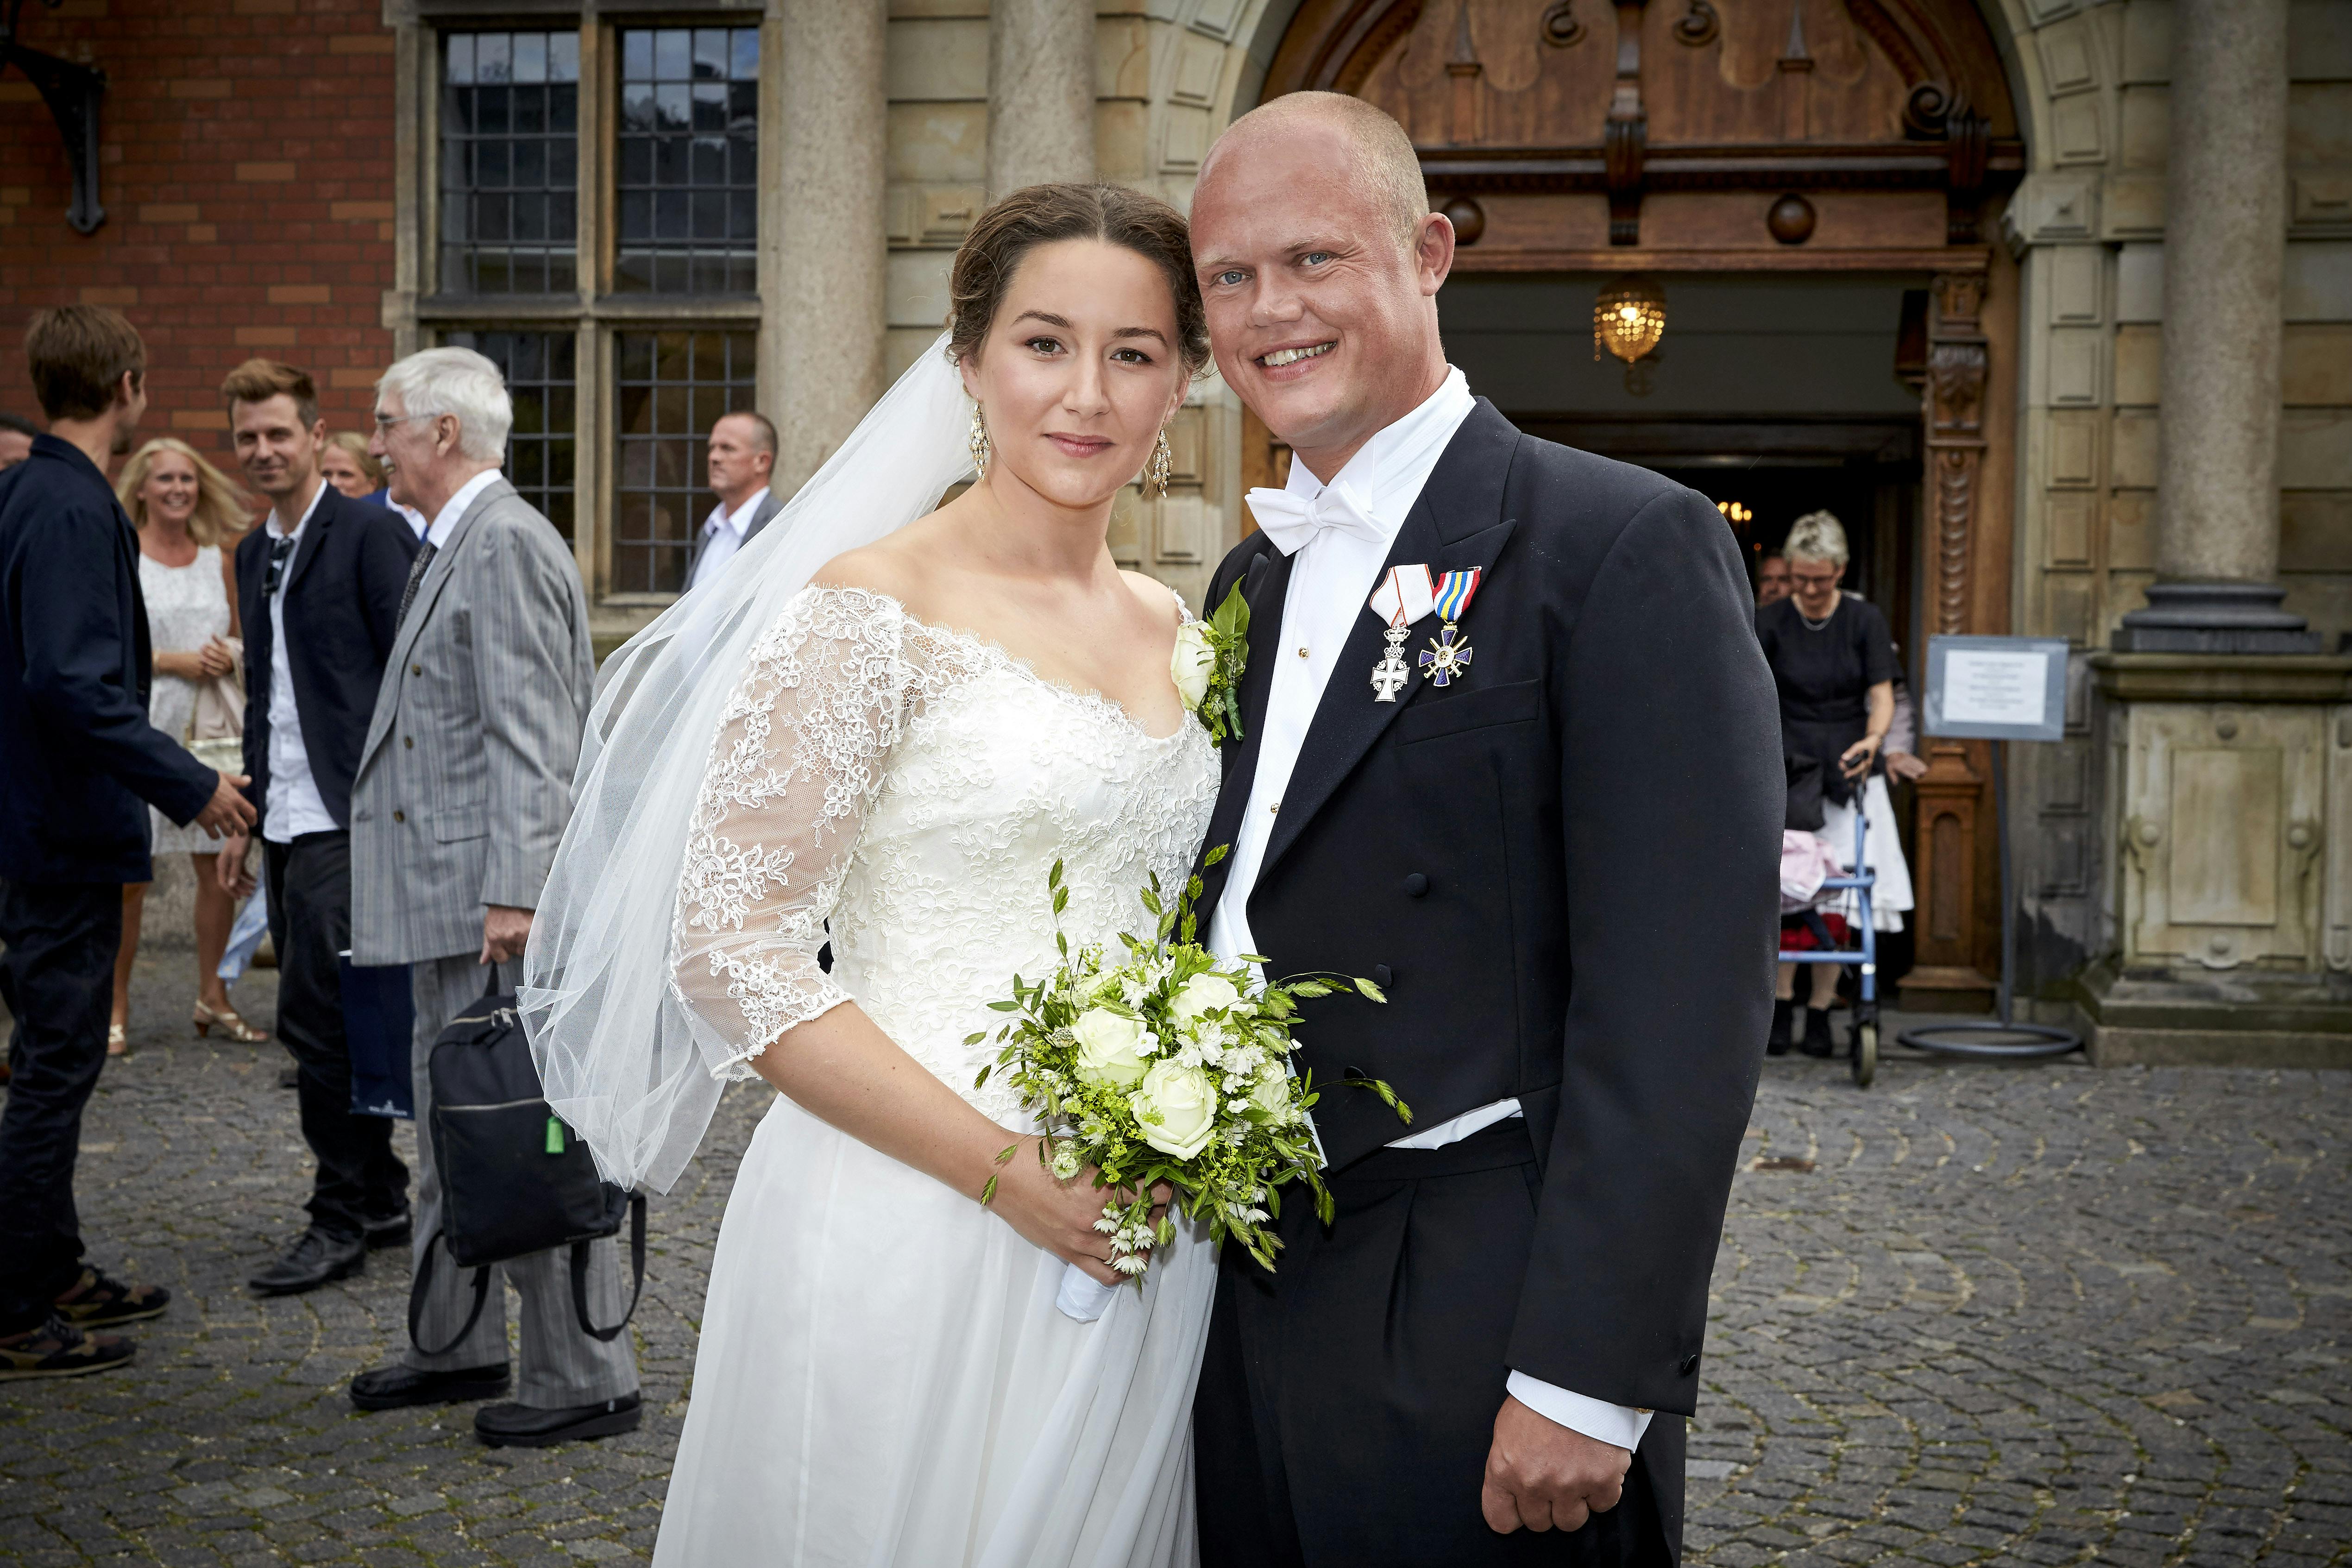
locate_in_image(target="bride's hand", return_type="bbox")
[987,1136,1131,1285]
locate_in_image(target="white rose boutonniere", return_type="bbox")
[1175,582,1251,746]
[1071,1008,1149,1089]
[1132,1060,1218,1160]
[1171,622,1215,709]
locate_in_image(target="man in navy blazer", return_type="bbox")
[0,307,255,1379]
[213,359,422,1297]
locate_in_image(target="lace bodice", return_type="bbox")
[672,584,1219,1124]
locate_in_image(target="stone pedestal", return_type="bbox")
[2070,654,2352,1064]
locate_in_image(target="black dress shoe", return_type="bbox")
[362,1208,413,1250]
[350,1360,512,1411]
[250,1228,366,1296]
[1800,1006,1836,1058]
[1766,998,1794,1056]
[475,1393,642,1448]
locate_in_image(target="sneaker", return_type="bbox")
[0,1315,136,1380]
[52,1267,171,1330]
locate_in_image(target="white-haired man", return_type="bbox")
[344,347,639,1447]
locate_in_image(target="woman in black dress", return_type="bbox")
[1756,511,1901,1056]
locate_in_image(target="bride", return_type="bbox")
[522,183,1220,1565]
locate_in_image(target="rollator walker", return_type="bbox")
[1781,808,1879,1088]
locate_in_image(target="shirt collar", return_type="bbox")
[706,485,771,537]
[268,479,327,544]
[424,467,502,549]
[1281,367,1476,540]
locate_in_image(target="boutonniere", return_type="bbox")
[1174,582,1251,745]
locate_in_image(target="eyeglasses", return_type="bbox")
[373,411,434,433]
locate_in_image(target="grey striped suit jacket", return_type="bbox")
[349,477,593,966]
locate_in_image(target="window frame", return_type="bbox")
[397,8,780,614]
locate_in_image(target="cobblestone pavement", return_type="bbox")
[3,955,2346,1566]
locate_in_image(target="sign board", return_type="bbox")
[1921,635,2069,742]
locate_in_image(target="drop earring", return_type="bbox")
[968,403,991,479]
[1149,427,1173,498]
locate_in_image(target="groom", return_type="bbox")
[1188,94,1782,1565]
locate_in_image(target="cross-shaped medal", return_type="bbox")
[1419,623,1473,686]
[1370,628,1411,702]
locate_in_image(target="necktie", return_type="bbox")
[1244,481,1385,556]
[396,542,438,629]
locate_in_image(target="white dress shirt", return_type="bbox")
[392,500,428,541]
[263,481,338,844]
[1205,368,1654,1454]
[687,485,770,591]
[423,466,504,550]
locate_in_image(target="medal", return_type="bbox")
[1365,566,1435,702]
[1418,569,1483,687]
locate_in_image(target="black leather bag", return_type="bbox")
[410,989,646,1355]
[1784,749,1827,832]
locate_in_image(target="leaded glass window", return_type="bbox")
[616,27,760,295]
[615,330,756,592]
[442,330,578,542]
[439,31,580,295]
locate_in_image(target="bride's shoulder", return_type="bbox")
[1118,568,1188,628]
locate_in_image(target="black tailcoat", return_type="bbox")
[1191,403,1783,1566]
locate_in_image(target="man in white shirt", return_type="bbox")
[684,410,782,592]
[215,359,423,1298]
[1186,96,1782,1567]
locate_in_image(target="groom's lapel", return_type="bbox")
[1194,544,1291,914]
[1253,402,1522,888]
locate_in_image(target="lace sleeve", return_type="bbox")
[671,586,911,1078]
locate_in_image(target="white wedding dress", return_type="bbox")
[653,584,1221,1567]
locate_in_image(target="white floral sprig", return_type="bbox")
[1172,583,1250,747]
[973,847,1410,1283]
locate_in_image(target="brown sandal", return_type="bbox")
[193,1000,268,1043]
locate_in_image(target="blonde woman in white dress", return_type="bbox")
[526,184,1223,1566]
[110,438,266,1052]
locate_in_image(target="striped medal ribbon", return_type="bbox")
[1418,568,1483,687]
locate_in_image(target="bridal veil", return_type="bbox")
[522,336,973,1193]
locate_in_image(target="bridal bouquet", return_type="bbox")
[975,848,1409,1320]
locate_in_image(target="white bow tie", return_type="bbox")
[1245,482,1386,556]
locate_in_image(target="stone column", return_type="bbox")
[775,0,887,496]
[2117,0,2314,652]
[987,0,1095,195]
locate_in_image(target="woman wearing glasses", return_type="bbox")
[1756,510,1915,1057]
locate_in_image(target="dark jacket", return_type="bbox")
[1195,402,1784,1554]
[236,481,421,832]
[0,434,219,883]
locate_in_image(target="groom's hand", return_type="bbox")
[1481,1396,1630,1534]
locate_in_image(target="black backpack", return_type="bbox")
[409,990,647,1355]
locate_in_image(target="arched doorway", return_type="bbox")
[1247,0,2028,1007]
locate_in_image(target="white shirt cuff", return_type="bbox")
[1505,1371,1654,1452]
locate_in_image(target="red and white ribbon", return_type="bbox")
[1367,564,1436,630]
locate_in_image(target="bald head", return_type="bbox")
[1201,92,1428,252]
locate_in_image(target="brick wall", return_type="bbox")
[0,0,397,457]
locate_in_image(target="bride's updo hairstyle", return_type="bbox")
[946,183,1211,378]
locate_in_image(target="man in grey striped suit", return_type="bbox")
[344,348,639,1448]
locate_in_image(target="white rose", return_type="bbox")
[1170,621,1216,711]
[1170,972,1241,1027]
[1132,1060,1218,1160]
[1246,1059,1292,1124]
[1071,1009,1149,1089]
